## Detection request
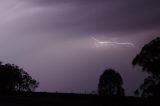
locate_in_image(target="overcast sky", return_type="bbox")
[0,0,160,95]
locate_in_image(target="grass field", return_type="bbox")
[0,92,159,106]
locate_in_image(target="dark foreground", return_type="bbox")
[0,92,159,106]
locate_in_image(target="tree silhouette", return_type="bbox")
[98,68,125,96]
[132,37,160,97]
[0,62,39,93]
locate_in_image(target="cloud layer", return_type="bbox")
[0,0,159,95]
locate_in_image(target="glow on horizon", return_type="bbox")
[91,36,135,47]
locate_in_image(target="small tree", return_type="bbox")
[0,62,39,93]
[132,37,160,97]
[98,68,125,96]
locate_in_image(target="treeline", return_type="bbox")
[98,37,160,97]
[0,37,159,98]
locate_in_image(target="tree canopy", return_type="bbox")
[133,37,160,76]
[132,37,160,97]
[98,68,125,96]
[0,62,39,93]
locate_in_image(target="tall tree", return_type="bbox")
[132,37,160,97]
[98,68,125,96]
[0,62,39,93]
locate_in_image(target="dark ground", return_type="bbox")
[0,92,159,106]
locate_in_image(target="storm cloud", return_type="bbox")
[0,0,159,95]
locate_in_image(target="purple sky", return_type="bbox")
[0,0,160,95]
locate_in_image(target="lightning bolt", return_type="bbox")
[91,36,135,47]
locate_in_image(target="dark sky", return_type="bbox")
[0,0,160,95]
